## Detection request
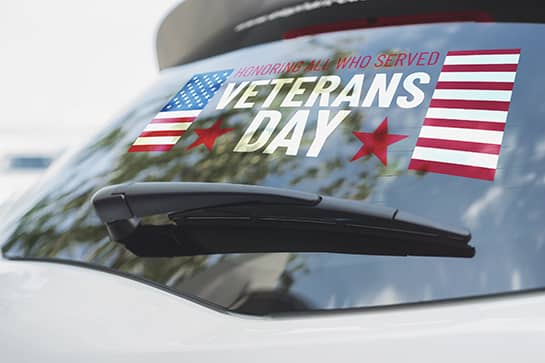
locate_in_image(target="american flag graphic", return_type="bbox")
[129,69,233,152]
[409,49,520,181]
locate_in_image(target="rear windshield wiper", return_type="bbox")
[92,182,474,258]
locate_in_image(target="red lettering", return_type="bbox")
[417,52,429,66]
[321,59,330,71]
[374,54,386,67]
[428,51,440,65]
[336,57,350,69]
[234,67,247,78]
[384,54,394,67]
[292,61,305,72]
[407,53,418,66]
[283,62,296,73]
[349,56,362,68]
[394,53,407,67]
[359,56,371,69]
[243,66,255,77]
[271,63,282,74]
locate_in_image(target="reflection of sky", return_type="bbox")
[4,22,545,311]
[284,23,545,309]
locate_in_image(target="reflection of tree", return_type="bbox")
[2,47,414,303]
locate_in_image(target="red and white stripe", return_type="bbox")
[409,49,520,181]
[128,110,200,152]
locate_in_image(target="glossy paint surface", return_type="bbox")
[1,258,544,361]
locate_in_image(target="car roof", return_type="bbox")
[155,0,545,70]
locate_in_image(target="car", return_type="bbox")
[2,0,545,361]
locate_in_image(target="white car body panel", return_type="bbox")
[1,257,543,362]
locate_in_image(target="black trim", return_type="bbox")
[270,287,545,319]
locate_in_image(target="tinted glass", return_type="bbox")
[3,23,545,315]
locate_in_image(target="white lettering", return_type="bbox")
[234,79,270,108]
[306,110,351,157]
[332,74,365,107]
[396,72,430,109]
[361,73,402,108]
[264,110,309,155]
[281,77,317,107]
[216,82,249,109]
[233,110,281,152]
[262,78,294,108]
[305,75,341,107]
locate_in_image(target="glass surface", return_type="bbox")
[3,22,545,315]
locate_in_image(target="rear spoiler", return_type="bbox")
[156,0,545,70]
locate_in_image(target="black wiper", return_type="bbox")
[91,182,474,258]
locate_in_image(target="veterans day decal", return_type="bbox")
[129,48,520,182]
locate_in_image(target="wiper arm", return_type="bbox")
[92,182,474,258]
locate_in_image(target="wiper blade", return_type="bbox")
[92,182,474,258]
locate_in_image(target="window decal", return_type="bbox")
[351,117,407,165]
[129,48,521,182]
[128,70,233,152]
[408,49,520,181]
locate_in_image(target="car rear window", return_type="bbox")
[3,22,545,316]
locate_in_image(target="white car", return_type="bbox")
[2,0,545,361]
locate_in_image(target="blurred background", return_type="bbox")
[0,0,180,212]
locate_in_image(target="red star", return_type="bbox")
[186,118,234,151]
[351,117,407,165]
